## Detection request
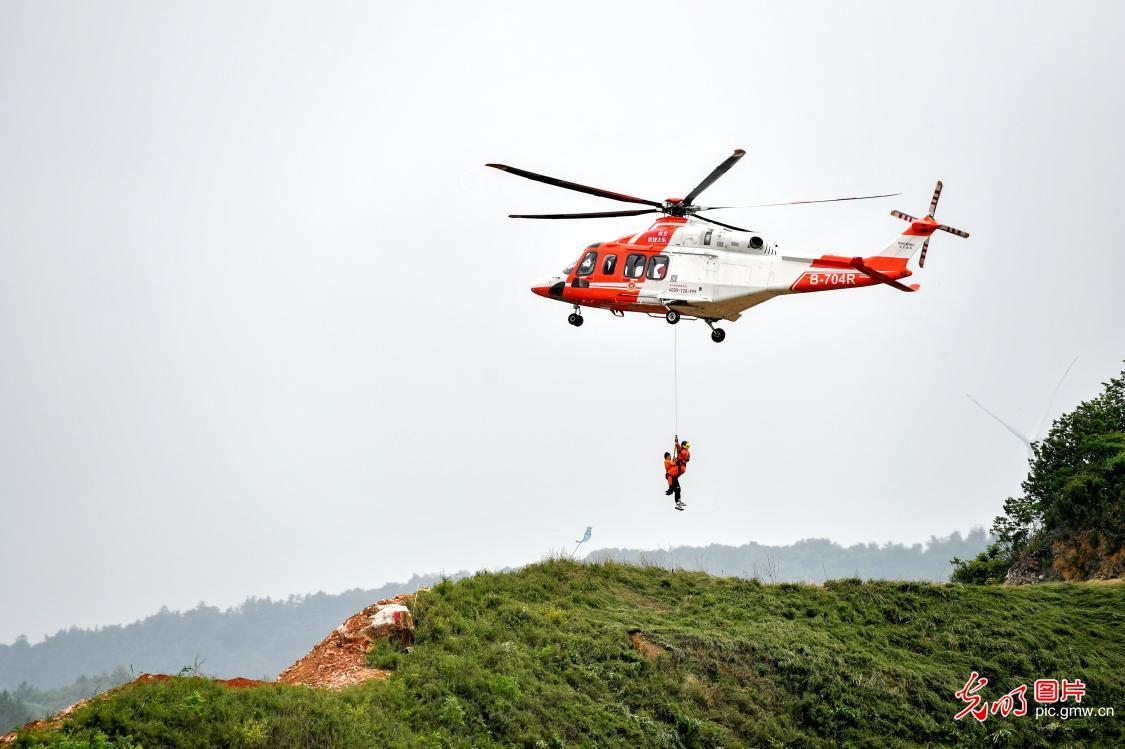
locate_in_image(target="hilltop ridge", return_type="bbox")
[7,560,1123,748]
[2,532,991,696]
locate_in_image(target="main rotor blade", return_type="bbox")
[700,192,900,210]
[682,149,746,206]
[694,214,754,232]
[486,163,662,208]
[508,209,661,219]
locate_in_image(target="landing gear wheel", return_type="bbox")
[665,309,680,325]
[567,313,584,327]
[710,328,726,343]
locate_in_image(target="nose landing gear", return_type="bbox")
[568,305,584,327]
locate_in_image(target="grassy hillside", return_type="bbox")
[11,561,1124,748]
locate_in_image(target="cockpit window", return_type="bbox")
[624,253,646,279]
[646,255,670,280]
[576,250,598,276]
[602,254,618,275]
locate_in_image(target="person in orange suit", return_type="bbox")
[664,451,684,510]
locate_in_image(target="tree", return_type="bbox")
[0,690,34,734]
[954,366,1125,583]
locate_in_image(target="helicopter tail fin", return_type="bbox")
[873,213,938,261]
[875,181,970,266]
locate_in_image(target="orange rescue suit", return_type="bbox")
[676,445,690,474]
[664,457,680,485]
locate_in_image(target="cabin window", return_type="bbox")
[703,229,713,246]
[646,255,670,280]
[602,253,618,275]
[624,253,647,279]
[576,250,598,276]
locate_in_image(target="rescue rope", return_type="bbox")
[673,323,679,436]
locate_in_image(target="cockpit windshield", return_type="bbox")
[575,251,598,276]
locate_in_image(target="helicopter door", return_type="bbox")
[747,256,772,289]
[704,258,718,286]
[693,257,717,300]
[663,254,713,303]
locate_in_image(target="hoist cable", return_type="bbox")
[673,323,679,437]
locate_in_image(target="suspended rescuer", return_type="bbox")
[664,436,691,511]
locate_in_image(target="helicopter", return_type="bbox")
[488,149,969,342]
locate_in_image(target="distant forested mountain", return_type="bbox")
[587,530,991,582]
[0,668,132,734]
[0,575,443,691]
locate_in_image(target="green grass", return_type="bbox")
[11,560,1124,748]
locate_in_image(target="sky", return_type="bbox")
[1,0,1123,644]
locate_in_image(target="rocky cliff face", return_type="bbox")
[277,594,416,689]
[1004,532,1125,585]
[1003,551,1044,585]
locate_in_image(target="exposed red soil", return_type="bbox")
[629,630,665,658]
[277,593,415,690]
[215,676,272,689]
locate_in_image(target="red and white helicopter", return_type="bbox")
[488,149,969,342]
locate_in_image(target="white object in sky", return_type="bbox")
[966,356,1079,461]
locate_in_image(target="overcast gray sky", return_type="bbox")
[2,1,1123,643]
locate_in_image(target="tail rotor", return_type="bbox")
[928,180,943,216]
[890,180,970,267]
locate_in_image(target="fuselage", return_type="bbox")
[531,216,912,322]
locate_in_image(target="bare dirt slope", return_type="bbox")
[277,593,415,689]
